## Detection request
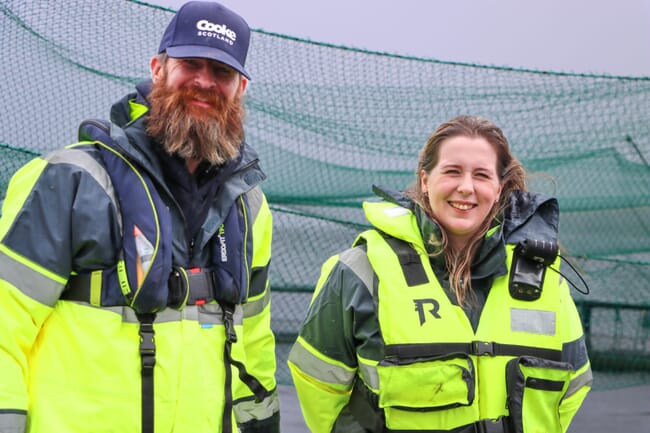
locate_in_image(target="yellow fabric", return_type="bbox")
[0,157,48,240]
[363,228,573,430]
[288,357,352,433]
[0,175,276,433]
[290,201,589,432]
[27,301,238,432]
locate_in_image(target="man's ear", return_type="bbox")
[150,55,163,82]
[240,76,248,94]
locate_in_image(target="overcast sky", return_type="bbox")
[149,0,650,77]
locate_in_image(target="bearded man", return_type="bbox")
[0,2,279,433]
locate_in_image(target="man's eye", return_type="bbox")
[183,60,200,69]
[212,66,234,77]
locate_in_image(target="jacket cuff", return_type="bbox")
[238,410,280,433]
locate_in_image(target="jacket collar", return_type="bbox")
[370,184,508,280]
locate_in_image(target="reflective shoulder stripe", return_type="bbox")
[338,247,374,296]
[288,336,356,386]
[245,186,265,221]
[48,147,120,232]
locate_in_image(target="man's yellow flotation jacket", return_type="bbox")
[289,186,591,433]
[0,81,278,433]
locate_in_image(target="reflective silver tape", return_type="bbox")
[0,249,65,306]
[339,247,374,296]
[288,341,356,385]
[234,390,279,423]
[511,308,556,336]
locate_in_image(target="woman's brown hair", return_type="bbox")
[408,115,527,306]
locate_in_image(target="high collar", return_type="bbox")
[413,202,508,280]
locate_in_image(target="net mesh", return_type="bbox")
[2,0,649,388]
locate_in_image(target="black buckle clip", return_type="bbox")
[222,304,238,343]
[472,341,495,356]
[137,315,156,371]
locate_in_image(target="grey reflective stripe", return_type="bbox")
[339,247,374,296]
[510,308,556,336]
[234,390,279,424]
[562,335,589,370]
[0,249,65,306]
[46,148,120,232]
[566,366,593,398]
[71,303,244,325]
[245,186,264,221]
[243,284,270,318]
[288,341,356,385]
[359,361,380,390]
[0,411,26,433]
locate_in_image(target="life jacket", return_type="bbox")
[63,118,266,433]
[348,201,574,433]
[65,118,250,312]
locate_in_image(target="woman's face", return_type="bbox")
[420,135,502,251]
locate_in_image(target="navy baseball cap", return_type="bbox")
[158,1,251,79]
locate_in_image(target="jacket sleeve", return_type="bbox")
[288,247,372,433]
[234,189,280,432]
[557,273,593,433]
[0,150,120,433]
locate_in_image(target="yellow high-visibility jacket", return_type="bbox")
[289,187,591,433]
[0,81,278,433]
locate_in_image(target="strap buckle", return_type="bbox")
[137,313,156,373]
[472,341,495,356]
[168,267,217,308]
[222,303,238,343]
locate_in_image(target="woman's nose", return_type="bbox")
[457,174,474,195]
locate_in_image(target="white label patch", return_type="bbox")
[384,207,409,218]
[511,308,556,336]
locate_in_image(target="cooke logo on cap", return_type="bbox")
[196,19,237,45]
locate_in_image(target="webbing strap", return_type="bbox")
[137,313,156,433]
[383,236,428,287]
[220,303,270,432]
[222,340,234,433]
[385,341,562,362]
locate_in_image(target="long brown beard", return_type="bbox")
[146,74,245,165]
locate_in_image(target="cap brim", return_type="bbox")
[166,45,251,80]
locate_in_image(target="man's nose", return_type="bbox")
[193,66,217,89]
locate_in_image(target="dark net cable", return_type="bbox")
[1,0,649,388]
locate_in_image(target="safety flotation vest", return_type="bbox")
[63,118,267,433]
[66,119,250,313]
[350,201,574,433]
